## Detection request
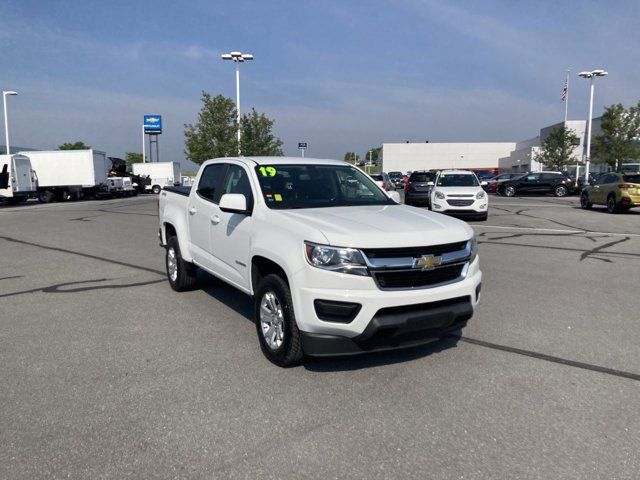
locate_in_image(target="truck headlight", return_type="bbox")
[435,191,445,200]
[469,235,478,263]
[476,191,486,199]
[304,242,369,276]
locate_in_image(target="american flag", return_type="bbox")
[561,79,568,101]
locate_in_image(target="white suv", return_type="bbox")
[430,170,488,221]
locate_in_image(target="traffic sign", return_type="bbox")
[144,115,162,134]
[298,142,308,149]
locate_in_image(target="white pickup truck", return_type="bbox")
[158,157,482,366]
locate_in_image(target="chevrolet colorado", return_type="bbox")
[158,157,482,366]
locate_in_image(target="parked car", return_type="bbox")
[497,171,575,197]
[388,171,404,189]
[430,170,488,221]
[370,172,394,191]
[471,169,497,181]
[580,172,640,213]
[158,157,481,366]
[484,173,523,193]
[404,170,436,206]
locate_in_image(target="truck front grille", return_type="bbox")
[362,241,467,259]
[372,264,465,289]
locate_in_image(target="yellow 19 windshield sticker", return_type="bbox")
[258,166,277,177]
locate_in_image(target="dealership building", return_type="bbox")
[380,119,600,175]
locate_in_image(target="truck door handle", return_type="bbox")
[188,207,197,215]
[211,215,221,225]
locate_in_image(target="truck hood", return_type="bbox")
[276,204,473,248]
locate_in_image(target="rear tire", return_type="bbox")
[166,236,198,291]
[554,185,568,197]
[254,274,303,367]
[152,185,161,194]
[580,192,592,210]
[606,194,620,214]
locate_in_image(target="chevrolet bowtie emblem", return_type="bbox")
[414,254,442,271]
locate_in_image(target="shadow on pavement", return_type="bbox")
[199,271,254,322]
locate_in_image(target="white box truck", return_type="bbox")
[132,162,181,194]
[19,149,110,203]
[0,154,38,204]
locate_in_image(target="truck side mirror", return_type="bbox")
[219,193,250,215]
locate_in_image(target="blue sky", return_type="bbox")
[1,0,639,169]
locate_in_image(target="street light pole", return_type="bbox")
[221,51,253,156]
[142,125,146,163]
[3,91,18,155]
[578,69,608,184]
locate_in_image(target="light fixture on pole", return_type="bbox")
[221,51,253,155]
[3,90,18,155]
[578,69,608,184]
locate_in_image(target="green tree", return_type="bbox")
[343,152,360,164]
[184,92,238,164]
[125,152,143,167]
[58,141,90,150]
[240,108,284,156]
[592,102,640,169]
[365,147,382,165]
[534,126,579,171]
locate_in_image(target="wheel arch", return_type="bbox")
[251,256,290,296]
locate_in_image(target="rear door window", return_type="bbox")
[197,163,227,202]
[623,174,640,184]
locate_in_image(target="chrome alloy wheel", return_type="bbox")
[259,291,285,350]
[167,247,178,282]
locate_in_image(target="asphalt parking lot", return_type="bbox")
[1,194,639,479]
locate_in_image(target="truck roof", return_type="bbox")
[207,156,347,167]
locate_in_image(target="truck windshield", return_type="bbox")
[254,164,395,209]
[436,174,479,187]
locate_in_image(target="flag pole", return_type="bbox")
[564,70,569,124]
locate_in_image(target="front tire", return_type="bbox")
[37,190,54,203]
[166,236,198,291]
[152,185,161,194]
[254,274,303,367]
[580,193,592,209]
[504,185,516,197]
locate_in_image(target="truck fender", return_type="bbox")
[161,205,193,263]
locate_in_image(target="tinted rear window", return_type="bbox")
[541,173,562,180]
[370,175,383,181]
[623,174,640,183]
[409,172,434,182]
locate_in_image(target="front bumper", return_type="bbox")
[301,294,474,356]
[432,198,487,216]
[291,257,482,354]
